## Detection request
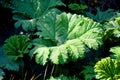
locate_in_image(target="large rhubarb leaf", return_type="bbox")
[11,0,64,31]
[31,12,103,65]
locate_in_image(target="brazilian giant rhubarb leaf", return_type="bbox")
[12,0,64,31]
[31,12,103,65]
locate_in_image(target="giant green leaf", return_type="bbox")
[12,0,64,31]
[31,12,103,65]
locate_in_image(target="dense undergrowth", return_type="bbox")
[0,0,120,80]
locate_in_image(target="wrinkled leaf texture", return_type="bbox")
[3,35,30,61]
[94,57,120,80]
[31,12,103,65]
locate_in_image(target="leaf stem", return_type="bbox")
[43,63,49,80]
[51,64,55,76]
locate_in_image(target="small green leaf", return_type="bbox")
[3,35,30,61]
[81,66,95,80]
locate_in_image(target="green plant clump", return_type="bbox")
[3,35,30,61]
[68,3,88,14]
[94,57,120,80]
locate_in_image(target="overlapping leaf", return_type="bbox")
[12,0,64,31]
[31,12,103,65]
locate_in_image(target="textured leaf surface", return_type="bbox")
[3,35,30,61]
[12,0,64,31]
[32,12,103,65]
[94,57,120,80]
[50,45,68,64]
[35,47,49,65]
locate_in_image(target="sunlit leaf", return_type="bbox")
[31,12,103,65]
[94,57,120,80]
